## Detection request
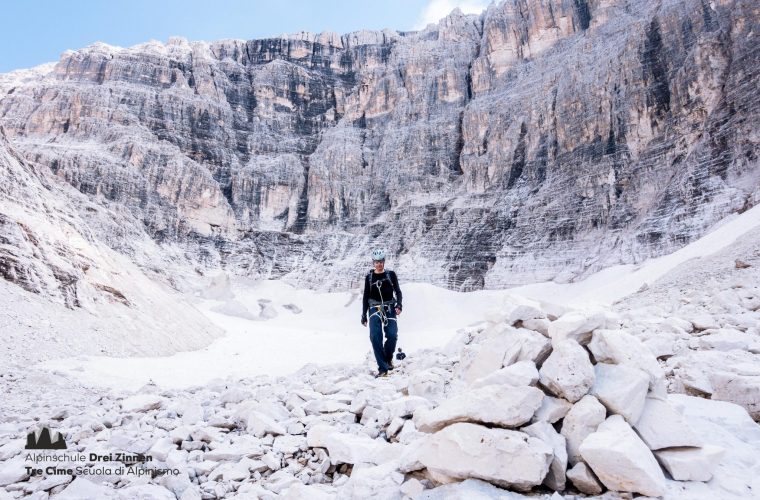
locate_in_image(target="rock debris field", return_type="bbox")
[1,288,759,499]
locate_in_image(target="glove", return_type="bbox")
[361,316,367,326]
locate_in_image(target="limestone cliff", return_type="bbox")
[0,0,758,292]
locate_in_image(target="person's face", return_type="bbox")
[373,260,385,272]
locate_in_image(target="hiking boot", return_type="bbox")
[376,370,389,378]
[387,360,394,370]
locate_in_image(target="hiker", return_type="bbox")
[361,249,403,377]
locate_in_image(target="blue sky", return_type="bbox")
[0,0,489,73]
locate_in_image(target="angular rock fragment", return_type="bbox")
[414,385,544,432]
[539,340,595,403]
[580,415,666,497]
[418,423,553,491]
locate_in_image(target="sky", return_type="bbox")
[0,0,489,73]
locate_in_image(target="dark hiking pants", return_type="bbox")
[369,304,398,373]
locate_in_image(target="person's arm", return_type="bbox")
[390,271,402,310]
[361,273,369,323]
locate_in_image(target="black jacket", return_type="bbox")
[362,270,402,318]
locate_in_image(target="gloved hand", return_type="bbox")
[361,316,367,327]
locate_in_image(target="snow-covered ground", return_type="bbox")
[36,281,515,390]
[35,203,760,392]
[510,203,760,307]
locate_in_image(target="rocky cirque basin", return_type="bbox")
[0,0,759,498]
[1,254,759,500]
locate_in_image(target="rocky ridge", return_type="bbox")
[0,129,222,365]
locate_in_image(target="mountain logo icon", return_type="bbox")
[25,427,67,450]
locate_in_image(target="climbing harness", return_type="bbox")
[367,270,397,333]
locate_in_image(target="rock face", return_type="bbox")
[0,131,222,365]
[1,0,758,292]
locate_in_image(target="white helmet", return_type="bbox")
[371,248,386,261]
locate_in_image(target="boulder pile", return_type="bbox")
[0,302,741,499]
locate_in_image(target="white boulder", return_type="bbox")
[148,437,177,462]
[55,478,119,499]
[560,395,606,465]
[400,478,425,497]
[414,385,544,432]
[264,470,300,494]
[634,397,702,450]
[579,415,666,497]
[407,369,446,401]
[303,399,351,415]
[120,394,165,413]
[522,421,567,490]
[323,432,393,465]
[0,456,28,486]
[532,396,572,424]
[523,317,551,337]
[117,484,176,499]
[336,461,403,500]
[566,462,603,495]
[590,363,649,423]
[508,304,546,324]
[246,410,287,437]
[306,424,335,448]
[384,396,432,420]
[654,445,725,481]
[280,483,337,500]
[460,331,514,383]
[710,371,760,420]
[504,328,552,366]
[0,440,23,461]
[548,311,606,344]
[538,340,595,403]
[418,422,553,491]
[589,329,665,392]
[471,360,538,389]
[273,435,307,454]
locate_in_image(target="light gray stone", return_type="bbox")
[561,395,606,465]
[471,360,538,389]
[414,385,544,432]
[523,421,567,490]
[634,396,703,450]
[590,363,649,424]
[580,415,666,497]
[566,462,603,495]
[418,423,552,491]
[539,340,595,403]
[655,445,725,482]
